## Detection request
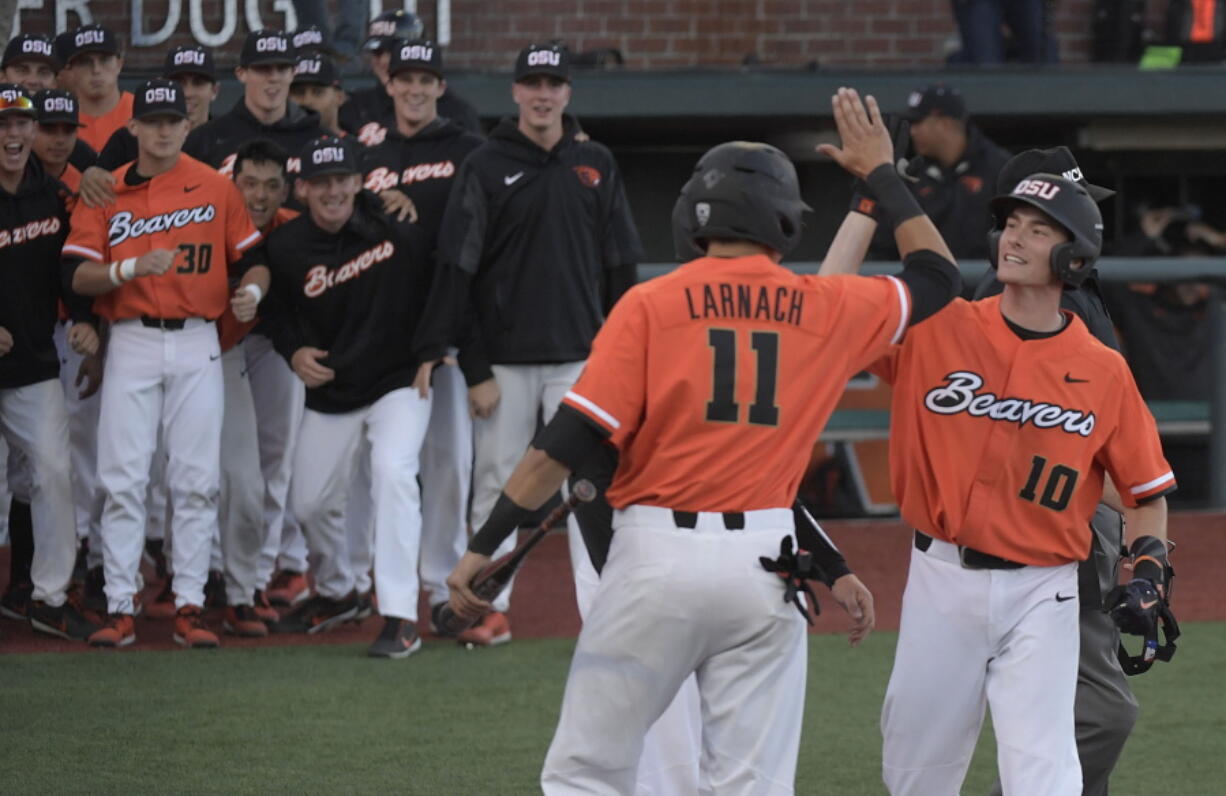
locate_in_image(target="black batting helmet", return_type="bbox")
[988,173,1103,287]
[672,141,810,260]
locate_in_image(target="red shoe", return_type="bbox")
[144,580,176,620]
[457,611,512,647]
[266,570,309,606]
[252,589,279,623]
[223,605,269,638]
[89,614,136,647]
[173,605,220,648]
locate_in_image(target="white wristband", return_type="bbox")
[119,258,137,281]
[241,283,264,303]
[108,261,122,287]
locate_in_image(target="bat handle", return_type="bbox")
[433,603,476,636]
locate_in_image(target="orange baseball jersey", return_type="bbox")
[216,207,300,352]
[62,154,261,322]
[78,91,134,153]
[562,254,910,512]
[58,163,82,195]
[874,295,1175,566]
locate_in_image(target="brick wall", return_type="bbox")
[13,0,1175,72]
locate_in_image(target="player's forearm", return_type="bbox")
[468,448,573,556]
[1126,496,1167,546]
[1100,474,1126,514]
[238,264,270,295]
[70,260,129,296]
[819,212,877,276]
[894,214,955,263]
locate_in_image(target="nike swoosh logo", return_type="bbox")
[1064,373,1089,383]
[209,353,221,361]
[1140,599,1157,610]
[504,172,524,186]
[1055,593,1075,602]
[184,184,201,193]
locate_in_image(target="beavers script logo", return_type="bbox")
[108,205,216,247]
[304,241,395,298]
[0,216,62,249]
[363,162,456,192]
[924,371,1096,437]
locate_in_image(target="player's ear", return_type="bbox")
[210,82,220,101]
[438,78,447,97]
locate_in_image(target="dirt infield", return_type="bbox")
[3,513,1222,654]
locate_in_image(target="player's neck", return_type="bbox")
[43,159,67,179]
[310,208,353,234]
[999,284,1064,333]
[518,118,563,152]
[320,110,343,138]
[0,162,24,194]
[245,97,287,126]
[136,150,180,179]
[397,108,437,138]
[79,87,120,117]
[705,240,780,261]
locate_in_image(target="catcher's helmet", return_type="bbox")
[672,141,811,261]
[988,173,1103,287]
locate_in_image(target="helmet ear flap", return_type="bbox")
[1050,241,1090,287]
[987,230,1002,270]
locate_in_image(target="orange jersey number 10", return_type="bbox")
[705,328,780,426]
[1018,455,1080,512]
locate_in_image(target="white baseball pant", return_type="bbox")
[471,361,585,613]
[345,439,374,595]
[247,332,309,582]
[881,538,1081,796]
[418,360,472,606]
[0,378,76,606]
[96,319,223,615]
[219,343,266,605]
[290,387,430,621]
[53,321,104,565]
[542,506,806,795]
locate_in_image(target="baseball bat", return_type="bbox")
[435,479,598,637]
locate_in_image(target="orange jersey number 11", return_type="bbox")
[705,328,780,426]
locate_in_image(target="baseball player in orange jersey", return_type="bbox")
[827,171,1174,793]
[447,89,962,792]
[56,25,133,154]
[62,79,262,648]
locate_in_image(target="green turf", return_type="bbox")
[2,623,1223,794]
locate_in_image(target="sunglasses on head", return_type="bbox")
[0,95,34,111]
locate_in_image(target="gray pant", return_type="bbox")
[988,506,1138,796]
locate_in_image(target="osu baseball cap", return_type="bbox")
[997,146,1115,202]
[2,34,59,70]
[162,45,216,82]
[33,89,83,126]
[364,10,424,52]
[388,39,444,79]
[61,24,121,65]
[131,78,188,120]
[292,25,328,54]
[240,30,295,68]
[0,84,36,117]
[299,135,358,180]
[292,53,339,87]
[515,43,570,83]
[902,84,967,122]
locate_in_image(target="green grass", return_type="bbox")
[2,623,1223,795]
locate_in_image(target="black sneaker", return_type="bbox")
[349,591,374,623]
[72,540,90,586]
[267,593,359,635]
[83,566,107,615]
[0,582,33,621]
[28,598,101,641]
[429,602,457,638]
[204,570,227,609]
[367,617,422,659]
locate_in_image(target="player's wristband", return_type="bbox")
[1129,534,1170,587]
[468,492,533,557]
[241,283,264,304]
[849,193,880,220]
[108,261,122,287]
[119,258,137,281]
[865,162,923,229]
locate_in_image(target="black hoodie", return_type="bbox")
[436,116,642,383]
[184,98,324,176]
[258,191,453,414]
[358,117,484,249]
[340,84,481,139]
[0,157,79,388]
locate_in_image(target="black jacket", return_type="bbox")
[871,125,1011,261]
[96,126,137,171]
[259,192,453,413]
[185,99,323,175]
[0,158,78,388]
[358,117,484,250]
[436,116,642,383]
[340,84,482,139]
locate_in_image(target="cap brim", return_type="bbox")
[0,108,37,118]
[38,116,85,127]
[301,165,359,180]
[4,54,60,70]
[389,64,444,80]
[132,110,188,121]
[242,56,296,67]
[164,68,216,82]
[515,69,570,82]
[68,45,119,61]
[1085,182,1116,202]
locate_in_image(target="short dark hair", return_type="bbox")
[233,138,289,180]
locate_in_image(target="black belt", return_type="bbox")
[140,316,187,330]
[672,510,745,531]
[914,530,1026,570]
